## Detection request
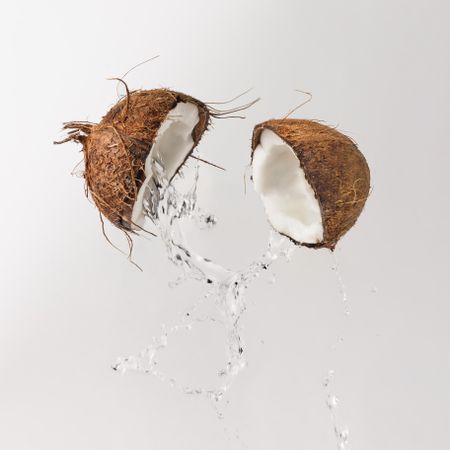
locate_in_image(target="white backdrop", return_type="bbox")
[3,1,450,449]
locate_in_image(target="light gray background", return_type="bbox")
[3,1,450,449]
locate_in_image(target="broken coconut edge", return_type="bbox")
[251,119,370,250]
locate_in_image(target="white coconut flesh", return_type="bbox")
[131,102,199,229]
[252,129,324,244]
[131,102,200,228]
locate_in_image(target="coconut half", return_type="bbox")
[55,89,210,232]
[251,119,370,250]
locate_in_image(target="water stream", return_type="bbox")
[113,161,295,404]
[113,159,351,449]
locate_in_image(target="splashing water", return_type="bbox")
[113,157,353,450]
[323,254,352,449]
[113,159,294,404]
[323,368,350,450]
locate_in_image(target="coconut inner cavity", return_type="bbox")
[132,102,200,228]
[252,129,323,244]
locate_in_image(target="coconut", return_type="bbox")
[251,119,370,250]
[55,89,210,232]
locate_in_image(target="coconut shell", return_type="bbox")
[251,119,370,250]
[65,89,210,231]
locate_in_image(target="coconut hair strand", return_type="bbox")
[283,89,313,119]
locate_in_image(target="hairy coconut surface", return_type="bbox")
[59,89,210,231]
[251,119,370,250]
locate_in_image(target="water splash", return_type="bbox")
[324,253,351,449]
[113,160,294,403]
[113,157,354,449]
[331,253,350,317]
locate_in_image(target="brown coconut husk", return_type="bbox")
[56,89,210,231]
[251,119,370,250]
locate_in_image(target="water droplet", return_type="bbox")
[335,426,349,449]
[327,394,339,409]
[323,369,335,387]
